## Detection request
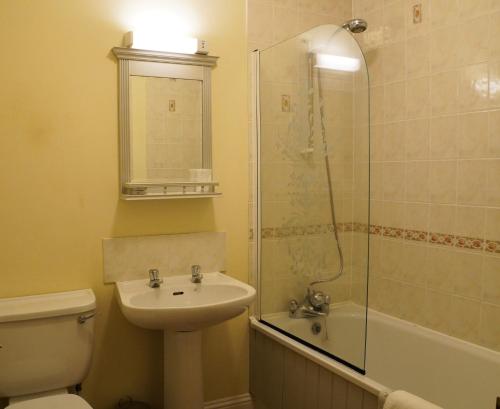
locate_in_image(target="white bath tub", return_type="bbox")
[251,303,500,409]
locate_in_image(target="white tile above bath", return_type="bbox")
[102,232,225,283]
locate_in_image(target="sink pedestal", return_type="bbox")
[164,330,203,409]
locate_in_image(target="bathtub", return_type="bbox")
[251,303,500,409]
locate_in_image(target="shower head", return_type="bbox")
[342,18,368,33]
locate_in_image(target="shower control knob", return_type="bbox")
[308,289,329,309]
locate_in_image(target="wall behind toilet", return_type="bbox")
[0,1,248,408]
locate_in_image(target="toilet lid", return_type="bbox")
[7,394,92,409]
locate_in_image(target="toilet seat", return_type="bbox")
[6,394,92,409]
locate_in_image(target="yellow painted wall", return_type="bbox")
[0,1,248,408]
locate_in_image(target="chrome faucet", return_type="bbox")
[191,265,203,283]
[148,268,163,288]
[289,287,330,318]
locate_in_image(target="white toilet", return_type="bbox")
[0,289,96,408]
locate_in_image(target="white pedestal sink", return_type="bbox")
[115,272,256,409]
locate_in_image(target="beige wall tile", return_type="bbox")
[430,26,459,72]
[406,76,430,119]
[486,159,500,206]
[458,63,489,112]
[430,115,458,159]
[365,49,384,86]
[405,202,430,231]
[354,0,383,14]
[458,112,489,158]
[370,85,385,123]
[482,256,500,305]
[371,124,384,161]
[430,0,460,27]
[429,204,456,233]
[485,208,500,241]
[429,160,457,204]
[426,247,456,292]
[488,110,500,157]
[479,303,500,350]
[297,0,322,13]
[399,283,427,324]
[401,243,428,285]
[384,0,406,44]
[274,0,298,8]
[381,238,405,279]
[459,0,491,19]
[453,251,482,298]
[457,20,488,65]
[248,0,274,47]
[424,289,453,333]
[383,122,406,160]
[382,162,406,200]
[431,71,459,115]
[272,7,299,43]
[384,81,407,122]
[370,163,384,200]
[454,206,486,239]
[448,296,481,342]
[382,42,406,83]
[489,11,500,57]
[457,160,489,205]
[381,200,406,227]
[405,119,430,160]
[489,60,500,107]
[406,35,430,78]
[405,161,430,202]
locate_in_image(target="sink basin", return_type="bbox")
[116,272,256,331]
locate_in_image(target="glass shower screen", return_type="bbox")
[256,24,370,373]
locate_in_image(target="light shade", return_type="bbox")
[314,53,360,72]
[125,31,198,54]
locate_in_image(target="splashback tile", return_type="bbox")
[102,232,225,283]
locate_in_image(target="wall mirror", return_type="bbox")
[112,47,219,199]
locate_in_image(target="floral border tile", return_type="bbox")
[485,240,500,254]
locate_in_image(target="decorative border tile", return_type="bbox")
[485,240,500,254]
[253,222,495,254]
[456,236,484,250]
[404,229,428,242]
[429,232,455,247]
[382,226,404,238]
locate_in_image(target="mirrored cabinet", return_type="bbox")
[112,47,220,199]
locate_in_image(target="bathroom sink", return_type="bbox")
[115,272,256,331]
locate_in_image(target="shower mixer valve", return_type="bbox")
[289,287,330,318]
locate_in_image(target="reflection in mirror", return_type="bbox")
[112,47,219,199]
[130,76,203,182]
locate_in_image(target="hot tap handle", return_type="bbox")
[149,268,159,280]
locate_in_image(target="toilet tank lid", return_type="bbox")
[0,289,96,323]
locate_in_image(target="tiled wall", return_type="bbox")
[130,76,203,181]
[249,0,500,352]
[354,0,500,351]
[102,232,225,283]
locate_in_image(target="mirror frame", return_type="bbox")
[112,47,219,200]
